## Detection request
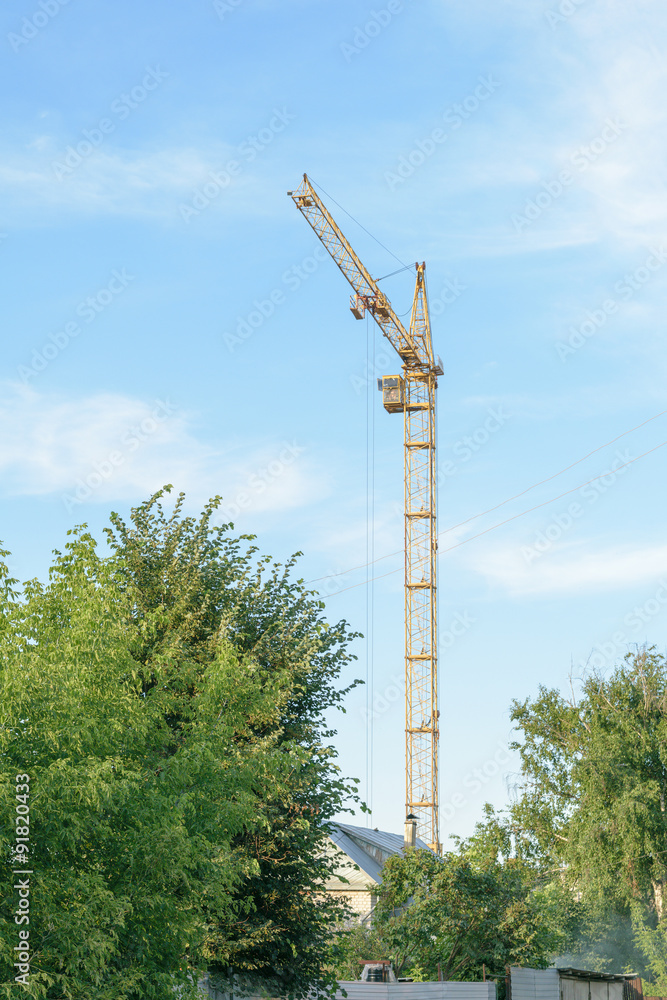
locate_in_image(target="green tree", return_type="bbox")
[0,490,360,999]
[509,648,667,979]
[0,530,282,999]
[103,488,361,996]
[328,925,384,982]
[332,811,568,986]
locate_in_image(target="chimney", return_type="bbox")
[404,814,417,850]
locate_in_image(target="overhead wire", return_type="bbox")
[305,406,667,586]
[315,437,667,598]
[445,405,667,538]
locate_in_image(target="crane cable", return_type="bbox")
[365,311,376,821]
[315,436,667,598]
[307,406,667,586]
[308,175,409,269]
[376,263,417,282]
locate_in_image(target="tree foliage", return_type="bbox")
[332,810,570,986]
[0,489,360,999]
[509,648,667,979]
[104,489,361,995]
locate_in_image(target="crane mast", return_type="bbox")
[288,174,441,852]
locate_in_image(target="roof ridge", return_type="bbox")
[332,821,431,852]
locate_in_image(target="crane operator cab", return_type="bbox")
[377,375,404,414]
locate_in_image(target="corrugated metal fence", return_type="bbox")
[194,982,496,1000]
[336,983,497,1000]
[509,968,560,1000]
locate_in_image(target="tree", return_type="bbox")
[0,490,360,999]
[332,811,569,985]
[509,648,667,979]
[328,925,384,982]
[0,530,281,999]
[103,488,362,996]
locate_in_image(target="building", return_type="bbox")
[323,822,431,923]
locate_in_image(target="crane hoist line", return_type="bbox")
[288,173,443,854]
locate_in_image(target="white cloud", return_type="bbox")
[458,385,667,421]
[469,538,667,595]
[402,0,667,261]
[530,11,667,250]
[0,385,330,518]
[0,145,239,220]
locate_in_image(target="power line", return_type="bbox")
[445,405,667,538]
[306,407,667,586]
[317,437,667,598]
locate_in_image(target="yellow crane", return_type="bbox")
[288,174,442,852]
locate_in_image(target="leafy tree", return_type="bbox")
[376,849,562,980]
[328,925,383,982]
[332,810,569,986]
[103,487,361,996]
[0,489,360,999]
[0,530,278,999]
[509,648,667,978]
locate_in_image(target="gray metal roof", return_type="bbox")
[325,822,434,891]
[557,969,639,982]
[334,822,431,856]
[327,824,384,885]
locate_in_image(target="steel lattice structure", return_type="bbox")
[288,174,441,852]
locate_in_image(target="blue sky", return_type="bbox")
[2,0,667,844]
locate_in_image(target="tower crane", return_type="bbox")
[288,174,442,852]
